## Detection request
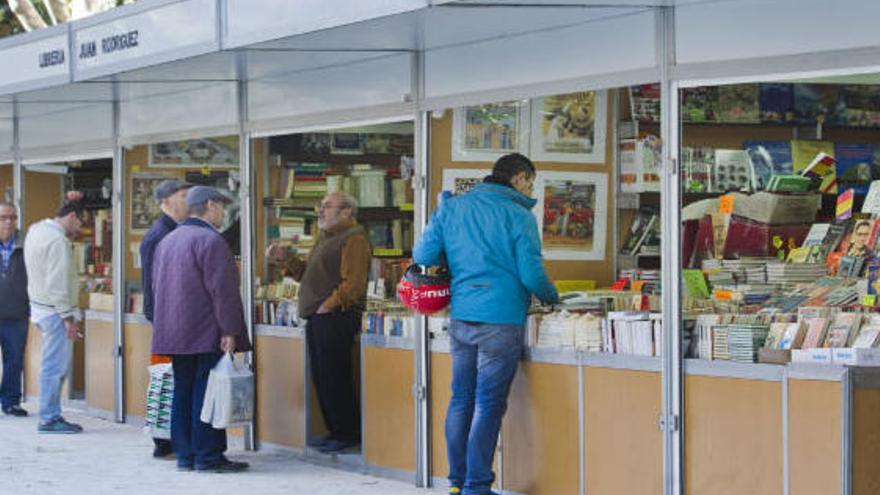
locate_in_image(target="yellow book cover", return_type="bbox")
[792,140,836,193]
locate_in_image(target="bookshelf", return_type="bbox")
[255,127,416,327]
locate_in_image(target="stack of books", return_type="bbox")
[726,324,770,363]
[765,262,828,285]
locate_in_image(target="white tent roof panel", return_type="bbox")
[675,0,880,79]
[424,8,658,105]
[118,80,238,145]
[246,51,413,134]
[223,0,427,50]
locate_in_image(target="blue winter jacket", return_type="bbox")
[413,182,559,325]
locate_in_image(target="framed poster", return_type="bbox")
[442,168,491,196]
[530,90,607,164]
[130,173,176,233]
[535,171,608,261]
[148,136,239,169]
[452,100,529,162]
[330,133,364,155]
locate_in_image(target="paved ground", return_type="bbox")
[0,405,442,495]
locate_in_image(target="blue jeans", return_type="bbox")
[446,320,524,495]
[0,319,28,408]
[171,353,227,469]
[36,314,72,423]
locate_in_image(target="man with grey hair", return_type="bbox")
[151,186,251,473]
[267,191,371,453]
[0,201,29,417]
[139,179,193,459]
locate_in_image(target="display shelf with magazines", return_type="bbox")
[679,177,880,366]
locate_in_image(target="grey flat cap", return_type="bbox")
[153,179,194,202]
[186,185,233,209]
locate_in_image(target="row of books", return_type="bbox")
[255,279,299,302]
[274,162,413,208]
[620,208,660,256]
[530,312,603,351]
[674,140,875,195]
[367,258,409,301]
[528,311,662,356]
[366,220,414,252]
[630,83,880,127]
[695,309,880,363]
[254,299,299,327]
[362,308,415,338]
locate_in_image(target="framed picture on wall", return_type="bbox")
[530,90,608,164]
[452,100,529,162]
[130,173,177,233]
[535,171,608,261]
[441,168,491,196]
[148,136,239,169]
[330,133,364,155]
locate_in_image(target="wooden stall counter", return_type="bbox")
[361,333,416,479]
[122,313,153,418]
[429,338,663,495]
[254,324,307,450]
[683,360,784,495]
[84,310,115,416]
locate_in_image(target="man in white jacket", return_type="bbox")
[24,195,84,434]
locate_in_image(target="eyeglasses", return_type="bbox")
[0,215,17,222]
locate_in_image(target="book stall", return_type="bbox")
[250,123,420,477]
[5,1,880,493]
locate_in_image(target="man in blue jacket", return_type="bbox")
[139,179,192,459]
[413,153,559,495]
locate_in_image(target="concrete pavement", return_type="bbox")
[0,405,442,495]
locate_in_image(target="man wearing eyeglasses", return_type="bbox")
[267,191,371,453]
[0,202,29,418]
[24,194,85,434]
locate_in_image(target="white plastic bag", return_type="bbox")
[144,363,174,439]
[200,353,254,429]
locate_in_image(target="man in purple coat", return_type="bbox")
[151,186,252,473]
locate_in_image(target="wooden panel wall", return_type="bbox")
[429,99,617,287]
[363,347,415,471]
[584,367,662,495]
[684,376,782,495]
[853,387,880,495]
[430,352,452,479]
[789,379,842,495]
[23,324,42,399]
[123,322,153,417]
[255,335,306,449]
[85,319,115,412]
[23,170,62,230]
[0,165,12,199]
[501,362,580,495]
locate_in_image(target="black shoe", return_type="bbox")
[318,439,359,453]
[196,459,249,473]
[307,435,331,448]
[37,416,83,434]
[152,438,174,459]
[2,405,27,417]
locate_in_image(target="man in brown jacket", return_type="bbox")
[268,191,370,453]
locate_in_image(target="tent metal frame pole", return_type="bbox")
[237,73,257,452]
[412,47,432,488]
[112,84,126,423]
[12,97,26,402]
[657,5,683,495]
[12,97,23,230]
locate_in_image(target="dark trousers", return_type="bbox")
[0,319,28,409]
[171,353,226,468]
[306,311,360,443]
